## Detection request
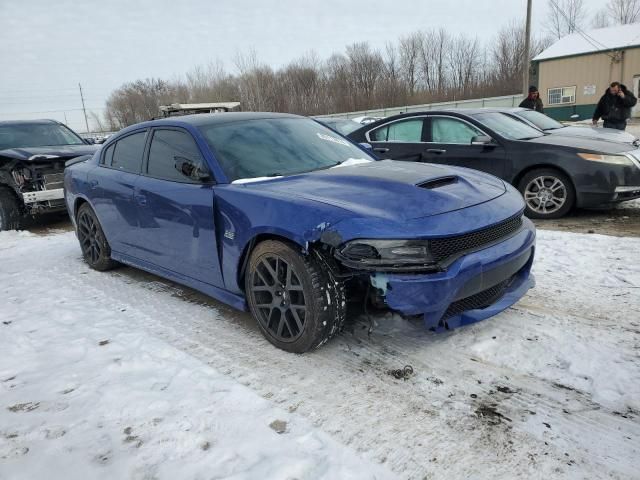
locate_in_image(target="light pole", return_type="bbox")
[523,0,533,95]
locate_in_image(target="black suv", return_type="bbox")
[0,119,98,230]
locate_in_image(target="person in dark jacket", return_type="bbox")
[592,82,637,130]
[519,86,544,112]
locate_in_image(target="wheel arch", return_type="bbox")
[511,164,576,194]
[236,231,308,293]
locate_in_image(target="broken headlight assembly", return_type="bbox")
[335,239,439,272]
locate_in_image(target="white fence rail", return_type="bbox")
[315,94,522,119]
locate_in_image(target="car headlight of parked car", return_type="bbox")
[336,239,438,271]
[577,153,634,166]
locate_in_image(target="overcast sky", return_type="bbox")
[0,0,604,132]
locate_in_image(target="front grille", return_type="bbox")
[431,214,523,263]
[43,173,64,190]
[442,277,513,320]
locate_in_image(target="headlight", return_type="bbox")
[337,239,437,271]
[577,153,633,165]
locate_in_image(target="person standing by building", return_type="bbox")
[592,82,637,131]
[519,86,544,112]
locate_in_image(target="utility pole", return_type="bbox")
[78,83,90,133]
[523,0,533,96]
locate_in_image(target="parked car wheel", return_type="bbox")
[76,203,117,271]
[518,168,575,219]
[0,188,24,231]
[245,240,346,353]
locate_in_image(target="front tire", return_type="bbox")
[518,168,575,219]
[245,240,346,353]
[76,203,117,271]
[0,188,24,231]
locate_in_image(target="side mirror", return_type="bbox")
[471,135,494,146]
[359,142,373,150]
[570,114,580,119]
[175,157,212,182]
[84,137,96,145]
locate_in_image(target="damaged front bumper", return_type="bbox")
[369,218,536,331]
[22,188,64,204]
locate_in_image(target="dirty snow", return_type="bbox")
[1,228,639,479]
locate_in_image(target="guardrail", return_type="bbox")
[315,94,522,119]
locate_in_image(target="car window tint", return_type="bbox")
[431,117,482,144]
[148,129,206,182]
[102,143,114,165]
[370,119,423,142]
[111,131,146,173]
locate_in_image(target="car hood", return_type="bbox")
[237,160,507,220]
[525,134,632,154]
[0,144,99,162]
[547,125,638,145]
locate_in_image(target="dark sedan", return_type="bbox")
[348,110,640,218]
[491,107,639,147]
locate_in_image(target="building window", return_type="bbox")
[548,86,576,105]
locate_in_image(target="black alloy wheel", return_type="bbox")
[245,240,346,353]
[76,203,117,271]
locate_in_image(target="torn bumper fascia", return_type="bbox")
[372,220,536,331]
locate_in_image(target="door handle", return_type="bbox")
[426,149,447,154]
[89,179,98,189]
[134,194,147,206]
[374,147,389,153]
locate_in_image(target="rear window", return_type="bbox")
[111,131,146,173]
[369,118,424,142]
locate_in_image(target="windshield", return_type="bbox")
[517,110,564,131]
[473,112,545,140]
[318,118,361,135]
[0,123,85,150]
[199,117,373,182]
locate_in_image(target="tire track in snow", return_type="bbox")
[38,235,640,480]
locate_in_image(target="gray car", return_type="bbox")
[489,107,639,147]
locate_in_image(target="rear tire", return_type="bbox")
[518,168,575,219]
[0,188,24,231]
[245,240,346,353]
[76,203,117,271]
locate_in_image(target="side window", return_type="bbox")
[147,129,208,182]
[431,117,482,144]
[370,119,423,142]
[111,131,146,173]
[101,143,114,165]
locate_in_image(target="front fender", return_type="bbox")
[215,186,353,294]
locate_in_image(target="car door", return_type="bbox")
[422,115,507,179]
[134,127,223,288]
[88,129,147,253]
[366,117,427,161]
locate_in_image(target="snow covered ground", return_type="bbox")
[1,228,639,479]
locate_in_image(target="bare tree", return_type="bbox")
[608,0,640,24]
[345,42,384,111]
[545,0,588,39]
[398,32,422,98]
[591,9,612,27]
[448,35,481,99]
[418,28,451,99]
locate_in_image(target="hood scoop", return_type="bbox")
[417,176,458,190]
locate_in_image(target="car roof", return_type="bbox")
[144,111,302,128]
[0,119,61,126]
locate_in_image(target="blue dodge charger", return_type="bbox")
[64,112,535,352]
